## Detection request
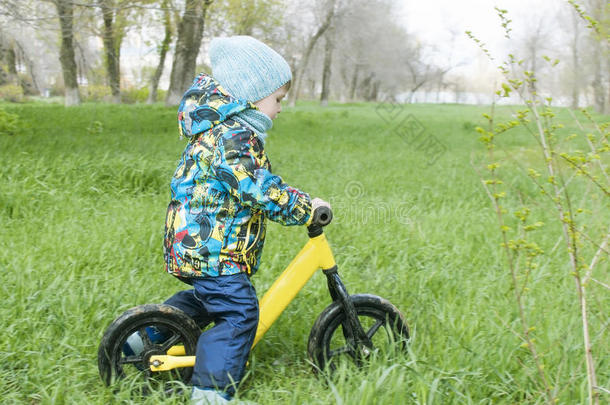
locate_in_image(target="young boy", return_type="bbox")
[161,36,329,403]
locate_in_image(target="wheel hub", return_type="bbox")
[142,346,165,370]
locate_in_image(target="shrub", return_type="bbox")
[155,88,167,103]
[0,66,10,86]
[84,85,112,102]
[462,121,475,131]
[0,108,19,136]
[0,84,24,102]
[18,74,38,96]
[86,120,104,135]
[121,86,149,104]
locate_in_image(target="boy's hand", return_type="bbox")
[306,198,332,226]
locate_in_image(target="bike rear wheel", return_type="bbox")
[98,304,201,391]
[307,294,409,372]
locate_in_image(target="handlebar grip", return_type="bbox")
[311,205,333,227]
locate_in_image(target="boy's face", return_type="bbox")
[254,85,289,120]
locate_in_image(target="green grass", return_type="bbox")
[0,101,608,404]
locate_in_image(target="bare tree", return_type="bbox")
[165,0,213,106]
[586,0,608,114]
[319,28,334,106]
[521,18,552,94]
[287,0,337,107]
[360,72,379,101]
[12,39,41,94]
[590,42,606,113]
[431,29,467,103]
[0,38,8,85]
[97,0,122,103]
[321,0,418,102]
[0,33,18,85]
[147,0,173,103]
[53,0,81,105]
[569,7,583,109]
[567,0,609,113]
[93,0,157,103]
[402,43,436,103]
[0,2,64,96]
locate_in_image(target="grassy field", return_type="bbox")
[0,100,608,404]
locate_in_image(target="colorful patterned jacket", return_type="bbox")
[164,74,312,278]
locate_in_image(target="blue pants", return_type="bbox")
[164,273,259,396]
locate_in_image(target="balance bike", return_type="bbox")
[98,206,410,389]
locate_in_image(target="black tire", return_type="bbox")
[97,304,201,390]
[308,294,409,372]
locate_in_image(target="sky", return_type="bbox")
[398,0,566,77]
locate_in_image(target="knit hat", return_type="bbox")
[209,36,292,102]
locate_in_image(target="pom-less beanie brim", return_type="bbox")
[210,36,292,102]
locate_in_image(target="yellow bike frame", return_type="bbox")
[149,232,337,372]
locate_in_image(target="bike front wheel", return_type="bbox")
[307,294,410,372]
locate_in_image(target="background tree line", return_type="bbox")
[0,0,608,113]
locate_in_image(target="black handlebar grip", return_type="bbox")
[312,205,333,226]
[306,205,333,238]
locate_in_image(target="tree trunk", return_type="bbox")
[528,46,538,95]
[0,33,5,66]
[12,40,41,95]
[454,83,461,104]
[165,0,213,106]
[287,0,336,107]
[349,64,359,101]
[370,80,380,102]
[592,45,605,113]
[593,0,607,113]
[570,10,580,109]
[2,39,19,87]
[6,40,17,77]
[361,72,377,101]
[404,59,430,104]
[54,0,81,106]
[604,61,610,115]
[99,0,121,103]
[0,39,6,85]
[319,31,334,106]
[148,0,172,104]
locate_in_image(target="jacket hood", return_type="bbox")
[178,73,255,139]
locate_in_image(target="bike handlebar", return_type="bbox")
[307,205,333,237]
[313,206,333,226]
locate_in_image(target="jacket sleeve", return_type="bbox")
[213,128,312,226]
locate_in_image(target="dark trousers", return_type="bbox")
[164,272,259,396]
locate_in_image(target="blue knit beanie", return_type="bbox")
[209,36,292,102]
